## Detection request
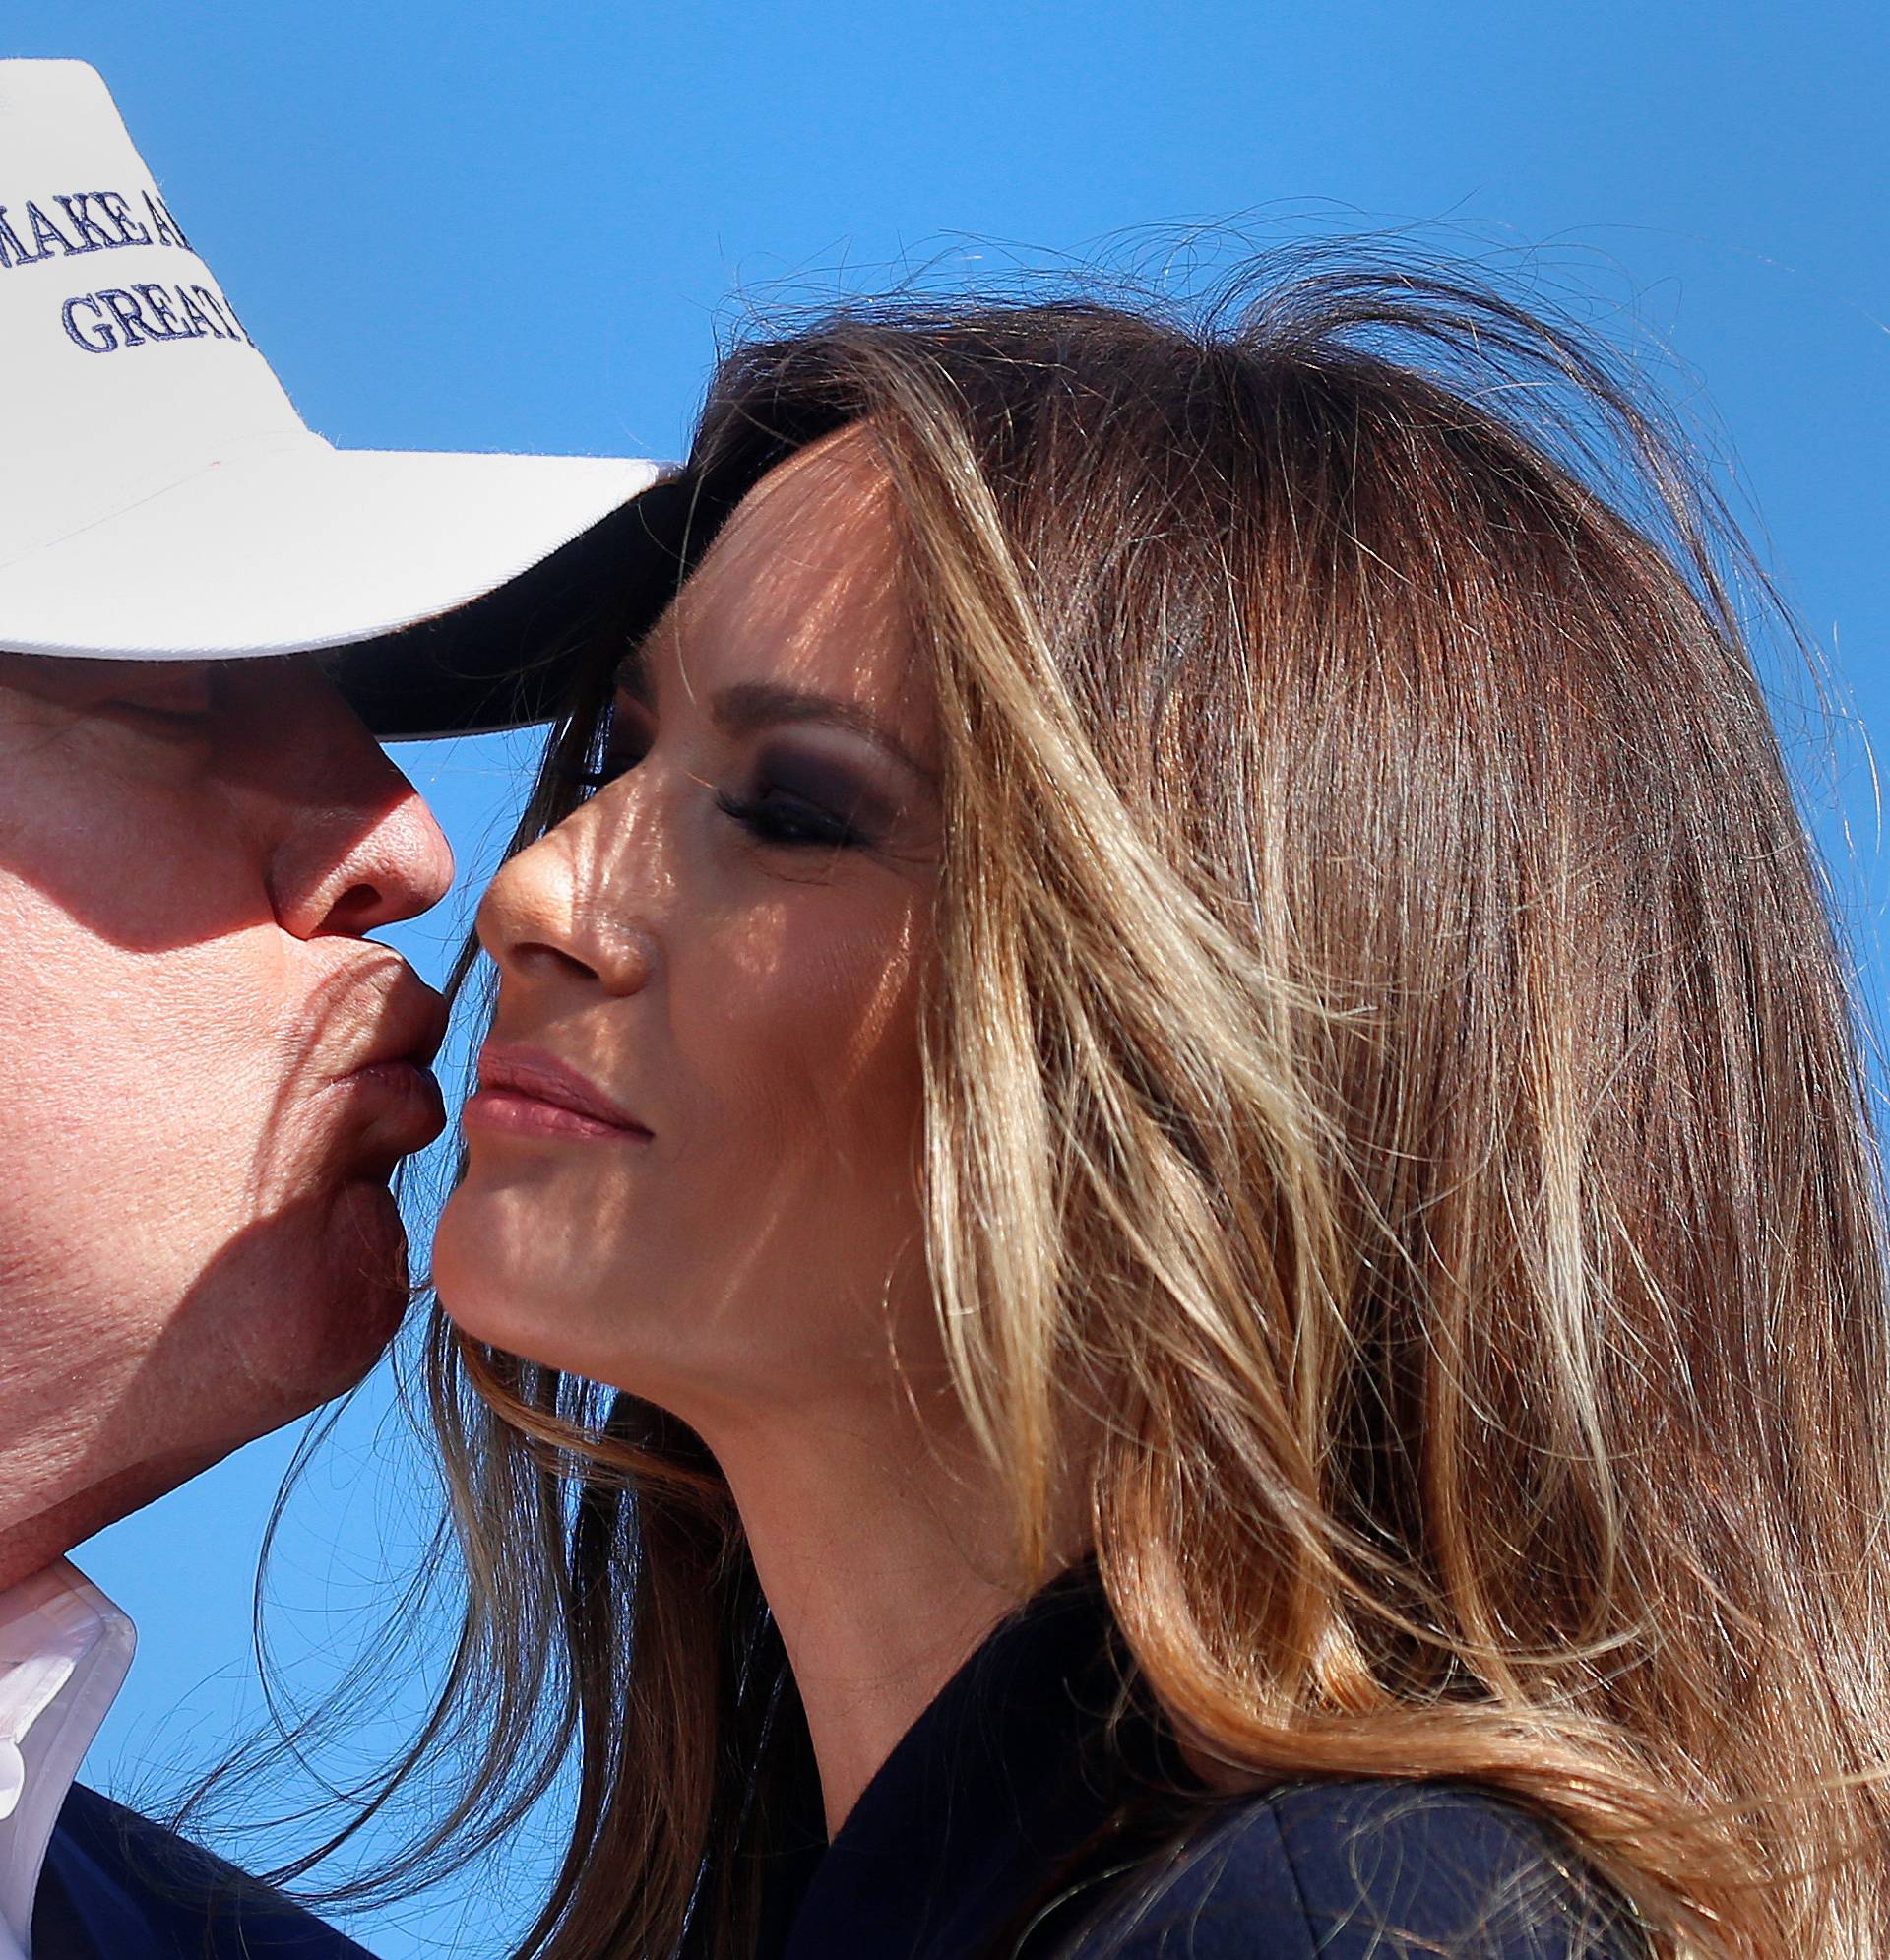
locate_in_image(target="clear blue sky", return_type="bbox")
[7,3,1885,1953]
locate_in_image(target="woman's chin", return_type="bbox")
[429,1190,584,1366]
[427,1198,514,1347]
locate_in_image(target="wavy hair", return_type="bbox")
[249,256,1890,1959]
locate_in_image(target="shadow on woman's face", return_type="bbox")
[435,429,946,1436]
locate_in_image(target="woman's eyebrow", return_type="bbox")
[710,680,935,782]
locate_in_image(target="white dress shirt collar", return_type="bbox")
[0,1560,134,1959]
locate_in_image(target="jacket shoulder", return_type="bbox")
[1069,1779,1643,1960]
[37,1782,377,1960]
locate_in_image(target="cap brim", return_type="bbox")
[0,439,664,737]
[326,468,750,741]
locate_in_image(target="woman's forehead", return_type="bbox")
[704,424,896,590]
[651,430,924,729]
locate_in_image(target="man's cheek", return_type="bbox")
[0,798,260,952]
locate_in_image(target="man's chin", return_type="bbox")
[309,1176,418,1389]
[126,1172,420,1459]
[223,1175,418,1425]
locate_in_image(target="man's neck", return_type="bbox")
[0,1448,224,1596]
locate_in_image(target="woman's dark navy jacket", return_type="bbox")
[760,1569,1643,1960]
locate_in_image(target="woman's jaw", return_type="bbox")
[432,427,945,1434]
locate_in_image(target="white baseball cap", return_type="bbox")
[0,59,665,737]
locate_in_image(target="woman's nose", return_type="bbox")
[478,799,662,998]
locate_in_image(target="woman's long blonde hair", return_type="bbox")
[287,259,1890,1958]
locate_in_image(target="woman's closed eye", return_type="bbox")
[568,723,892,853]
[716,748,884,851]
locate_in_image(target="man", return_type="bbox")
[0,59,662,1956]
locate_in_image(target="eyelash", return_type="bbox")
[565,755,866,852]
[715,788,864,851]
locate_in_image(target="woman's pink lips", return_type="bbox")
[467,1049,652,1143]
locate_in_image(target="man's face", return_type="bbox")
[0,655,452,1544]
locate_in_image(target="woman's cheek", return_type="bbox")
[688,890,913,1089]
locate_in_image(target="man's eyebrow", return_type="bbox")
[709,680,935,781]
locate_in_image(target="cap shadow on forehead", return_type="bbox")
[0,652,210,706]
[646,427,926,737]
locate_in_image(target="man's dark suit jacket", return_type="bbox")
[32,1784,374,1959]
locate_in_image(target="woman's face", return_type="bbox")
[432,430,944,1428]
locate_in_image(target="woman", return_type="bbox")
[408,262,1890,1958]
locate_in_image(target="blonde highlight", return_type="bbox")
[270,256,1890,1959]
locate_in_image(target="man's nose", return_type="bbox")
[291,781,456,937]
[259,671,456,939]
